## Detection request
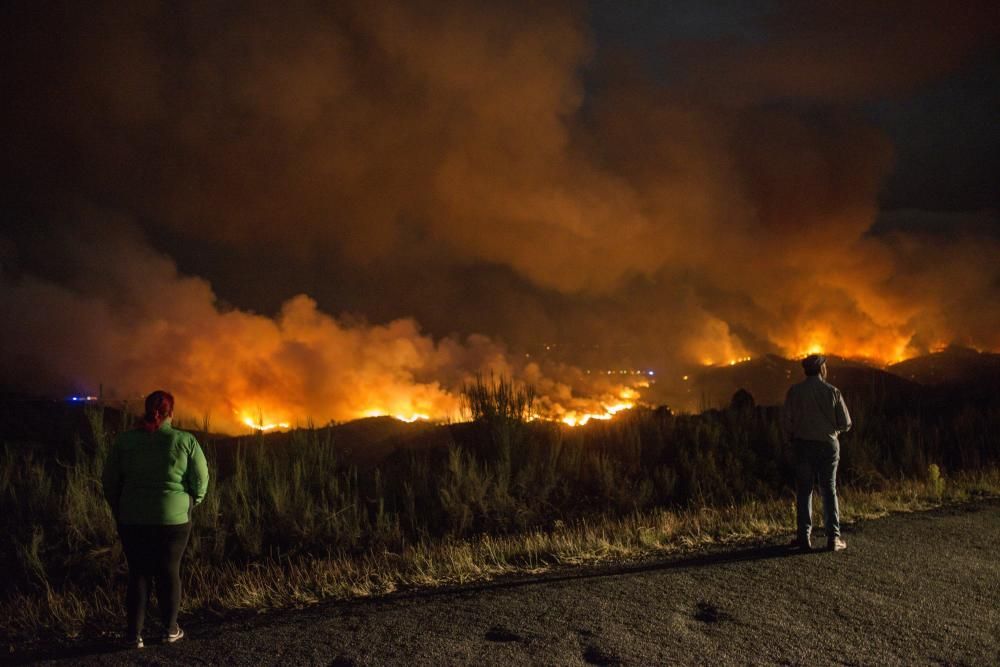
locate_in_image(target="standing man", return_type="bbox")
[782,354,851,552]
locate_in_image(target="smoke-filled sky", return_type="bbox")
[2,1,999,429]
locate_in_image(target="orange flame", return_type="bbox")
[242,416,291,432]
[362,409,432,423]
[555,387,639,427]
[560,400,634,427]
[236,408,292,432]
[782,326,914,365]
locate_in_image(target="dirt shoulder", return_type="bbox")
[24,499,1000,666]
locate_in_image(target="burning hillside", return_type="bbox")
[1,2,998,430]
[0,229,651,433]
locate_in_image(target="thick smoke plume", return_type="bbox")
[2,1,998,423]
[1,224,642,432]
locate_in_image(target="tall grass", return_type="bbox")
[2,384,999,643]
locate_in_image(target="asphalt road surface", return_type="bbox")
[26,500,1000,666]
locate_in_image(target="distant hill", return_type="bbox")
[889,346,1000,386]
[200,416,449,470]
[676,353,925,410]
[0,397,447,468]
[304,416,443,467]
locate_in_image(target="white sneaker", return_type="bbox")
[164,626,185,643]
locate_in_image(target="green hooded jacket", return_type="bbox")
[102,421,210,525]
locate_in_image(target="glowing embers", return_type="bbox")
[560,401,633,427]
[236,409,290,432]
[557,387,639,427]
[701,356,752,367]
[394,413,430,423]
[242,417,290,432]
[362,409,431,423]
[594,369,655,376]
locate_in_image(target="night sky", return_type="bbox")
[2,1,998,428]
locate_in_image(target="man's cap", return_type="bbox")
[802,354,826,372]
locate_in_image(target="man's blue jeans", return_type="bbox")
[794,438,840,543]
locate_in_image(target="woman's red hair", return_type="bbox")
[140,390,174,432]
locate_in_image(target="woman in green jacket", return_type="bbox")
[102,390,209,648]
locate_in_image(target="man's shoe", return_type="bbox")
[828,537,847,552]
[163,626,184,643]
[788,537,812,552]
[121,634,143,649]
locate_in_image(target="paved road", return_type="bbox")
[27,500,1000,666]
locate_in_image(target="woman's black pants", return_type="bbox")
[118,523,192,638]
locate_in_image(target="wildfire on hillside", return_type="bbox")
[233,379,644,433]
[4,5,998,438]
[556,400,634,427]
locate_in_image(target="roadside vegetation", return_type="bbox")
[2,376,999,644]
